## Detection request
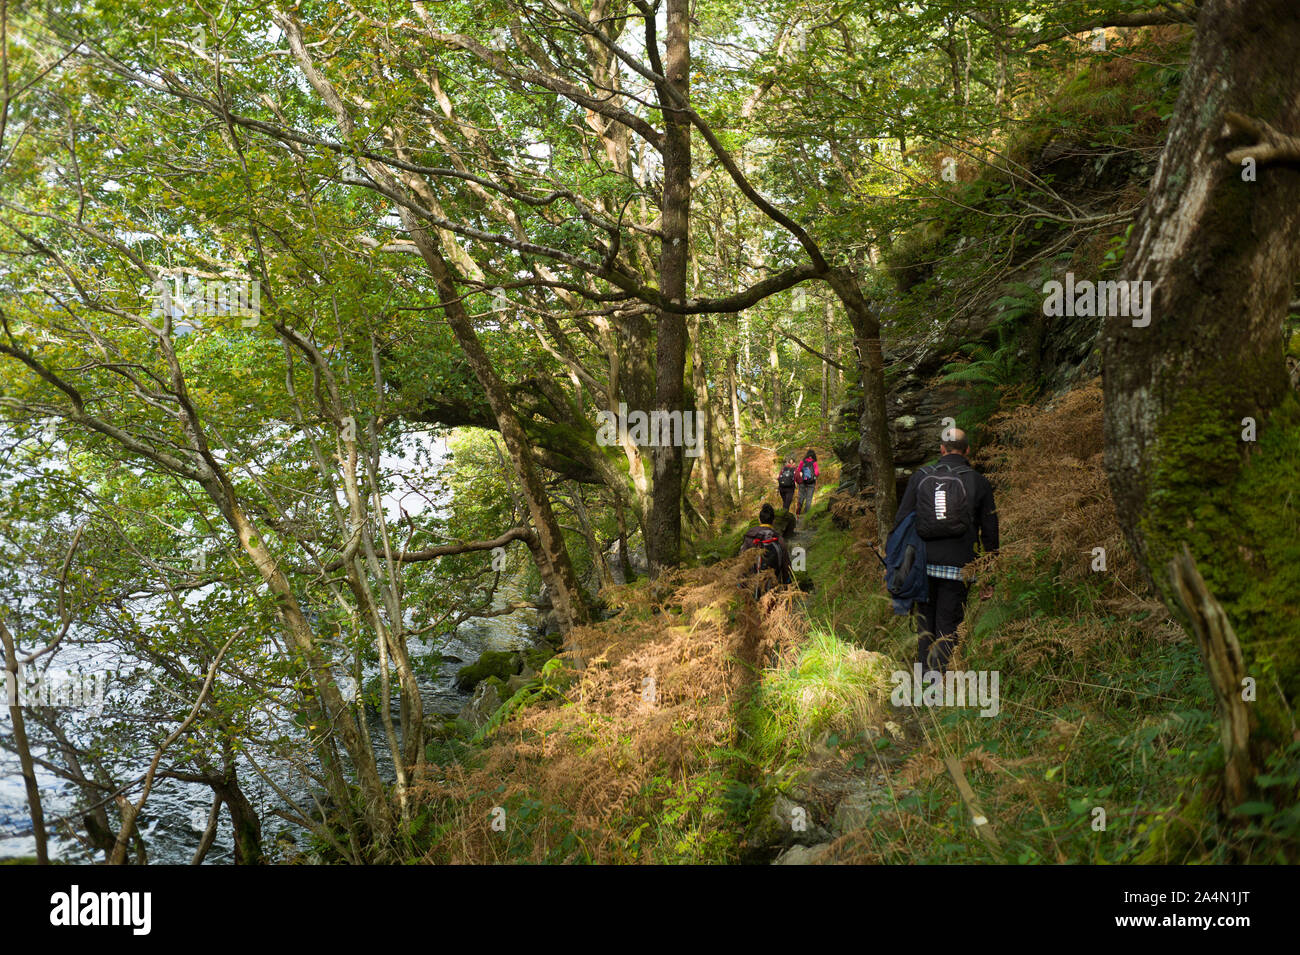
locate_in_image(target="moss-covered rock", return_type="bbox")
[455,650,522,692]
[522,643,557,674]
[425,716,462,741]
[458,680,503,731]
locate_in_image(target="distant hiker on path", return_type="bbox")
[777,457,798,512]
[794,450,819,515]
[893,427,998,674]
[741,503,794,597]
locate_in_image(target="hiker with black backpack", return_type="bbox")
[777,458,798,512]
[793,450,819,515]
[740,503,794,598]
[893,427,998,674]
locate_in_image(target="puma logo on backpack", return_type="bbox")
[915,463,973,539]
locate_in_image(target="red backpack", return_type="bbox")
[742,526,790,596]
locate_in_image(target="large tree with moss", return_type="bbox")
[1103,0,1300,798]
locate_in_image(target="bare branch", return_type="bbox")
[1222,111,1300,166]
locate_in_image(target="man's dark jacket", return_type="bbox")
[893,453,999,566]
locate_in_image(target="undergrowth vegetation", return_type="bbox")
[411,555,803,863]
[408,379,1293,864]
[817,381,1286,864]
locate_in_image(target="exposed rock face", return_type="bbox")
[834,135,1152,500]
[772,843,833,865]
[834,374,967,502]
[458,681,502,730]
[835,283,1104,500]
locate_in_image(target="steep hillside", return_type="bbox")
[835,27,1189,497]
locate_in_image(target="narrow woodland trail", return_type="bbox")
[741,505,909,864]
[759,500,1005,865]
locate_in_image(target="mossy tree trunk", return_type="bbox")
[1103,0,1300,738]
[827,267,896,542]
[647,0,691,574]
[214,768,265,866]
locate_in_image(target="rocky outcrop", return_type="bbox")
[744,792,831,853]
[772,843,833,865]
[457,680,502,731]
[834,376,968,501]
[834,301,1105,500]
[455,649,522,692]
[834,135,1153,498]
[603,537,648,586]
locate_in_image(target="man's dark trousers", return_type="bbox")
[915,576,968,673]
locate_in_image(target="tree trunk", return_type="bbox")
[703,339,737,514]
[827,268,896,541]
[209,486,393,847]
[768,327,783,419]
[1103,0,1300,727]
[708,376,737,513]
[689,315,730,520]
[728,346,744,500]
[399,211,590,630]
[821,300,833,430]
[612,492,636,582]
[570,482,613,590]
[647,0,692,573]
[0,620,47,864]
[214,762,265,865]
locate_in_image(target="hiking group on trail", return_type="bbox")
[777,450,818,515]
[887,427,999,674]
[739,450,826,601]
[743,432,996,666]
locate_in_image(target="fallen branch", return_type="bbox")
[943,755,1003,855]
[1168,544,1256,810]
[1222,111,1300,166]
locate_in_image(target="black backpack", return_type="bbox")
[914,463,974,540]
[778,466,796,488]
[800,460,815,483]
[742,528,790,595]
